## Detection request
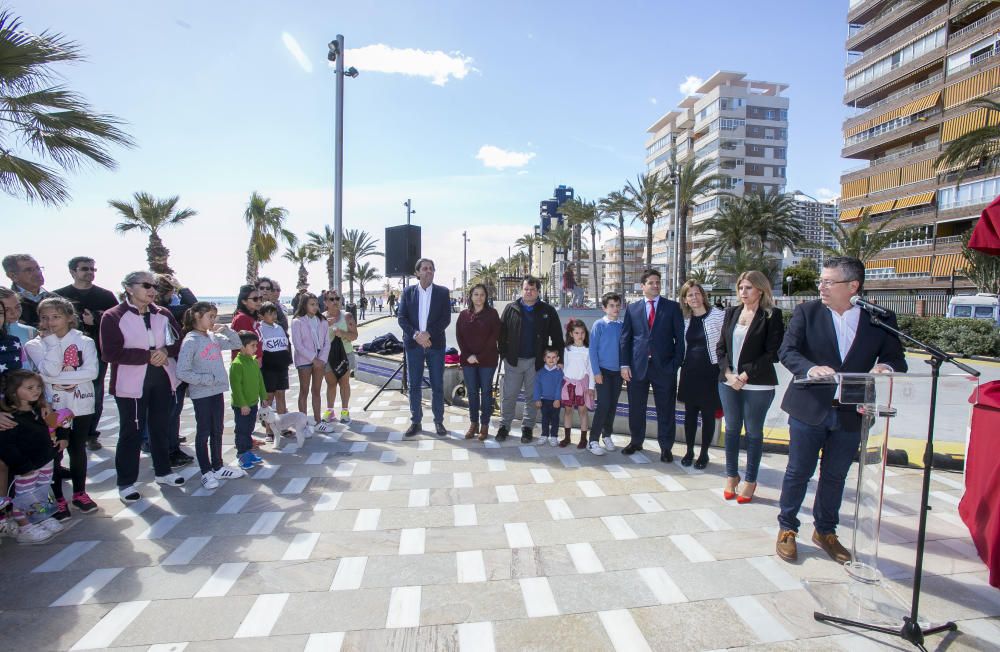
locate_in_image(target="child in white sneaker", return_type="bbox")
[533,348,563,446]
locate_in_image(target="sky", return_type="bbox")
[2,0,851,296]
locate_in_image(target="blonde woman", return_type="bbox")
[716,271,784,504]
[677,281,725,469]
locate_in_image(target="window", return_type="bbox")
[720,97,744,110]
[938,174,1000,209]
[773,147,787,159]
[710,118,745,132]
[846,26,946,92]
[775,166,786,178]
[721,139,740,150]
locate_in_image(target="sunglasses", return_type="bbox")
[132,282,156,289]
[326,296,341,302]
[77,266,97,272]
[257,285,273,291]
[247,296,262,301]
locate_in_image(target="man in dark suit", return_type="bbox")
[620,268,685,462]
[775,256,907,563]
[397,258,452,437]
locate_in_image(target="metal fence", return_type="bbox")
[773,293,952,317]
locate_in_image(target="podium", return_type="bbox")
[794,371,979,641]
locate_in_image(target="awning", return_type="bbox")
[865,258,894,269]
[844,90,942,138]
[942,108,988,142]
[931,253,967,277]
[895,256,932,274]
[943,65,1000,110]
[868,199,897,214]
[895,190,936,209]
[840,207,862,221]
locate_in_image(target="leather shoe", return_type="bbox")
[694,453,709,470]
[776,529,798,562]
[521,427,533,444]
[86,437,103,451]
[812,529,852,564]
[622,443,642,455]
[660,450,673,463]
[404,423,421,437]
[495,425,509,442]
[681,451,694,466]
[464,423,478,439]
[434,422,448,436]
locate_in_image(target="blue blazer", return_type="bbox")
[397,283,452,350]
[619,296,685,381]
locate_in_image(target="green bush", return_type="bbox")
[896,316,1000,357]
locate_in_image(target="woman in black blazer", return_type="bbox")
[716,270,784,504]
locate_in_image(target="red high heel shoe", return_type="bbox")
[736,482,757,504]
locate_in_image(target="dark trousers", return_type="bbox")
[193,394,225,474]
[88,361,107,438]
[539,399,560,438]
[233,405,258,456]
[52,414,93,498]
[405,346,445,425]
[591,368,623,442]
[683,403,715,455]
[626,365,677,450]
[778,410,862,535]
[140,381,186,454]
[115,366,175,487]
[462,365,496,426]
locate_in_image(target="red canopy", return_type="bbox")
[969,195,1000,255]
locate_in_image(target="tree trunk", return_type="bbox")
[527,247,534,276]
[146,231,173,274]
[246,242,258,285]
[590,228,600,302]
[677,203,687,289]
[572,224,582,277]
[326,254,335,291]
[645,220,653,267]
[618,213,626,294]
[298,262,308,291]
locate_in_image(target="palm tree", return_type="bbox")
[934,97,1000,181]
[282,244,318,292]
[622,172,669,266]
[353,261,382,299]
[243,192,295,284]
[110,192,197,274]
[599,190,632,294]
[692,197,757,265]
[543,224,575,268]
[515,233,539,275]
[0,10,134,206]
[305,225,338,290]
[744,190,803,257]
[342,229,382,302]
[816,210,904,262]
[665,159,727,286]
[563,197,613,299]
[961,230,1000,294]
[470,261,501,298]
[714,249,779,280]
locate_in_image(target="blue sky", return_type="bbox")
[3,1,850,295]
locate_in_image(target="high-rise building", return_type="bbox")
[534,185,574,278]
[785,195,839,269]
[644,71,789,284]
[839,0,994,292]
[601,235,647,295]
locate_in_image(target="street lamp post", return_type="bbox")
[462,230,469,293]
[785,275,793,298]
[669,168,681,296]
[328,35,359,294]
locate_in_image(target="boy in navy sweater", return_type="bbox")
[588,292,624,456]
[533,347,564,446]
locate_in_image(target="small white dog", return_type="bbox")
[258,405,311,448]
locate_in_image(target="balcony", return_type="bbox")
[845,48,946,106]
[841,140,940,177]
[848,72,943,116]
[847,0,943,52]
[934,234,965,245]
[948,48,999,77]
[949,7,1000,45]
[841,110,941,158]
[845,5,948,74]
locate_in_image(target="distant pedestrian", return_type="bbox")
[359,296,367,321]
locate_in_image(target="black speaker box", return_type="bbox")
[385,225,421,277]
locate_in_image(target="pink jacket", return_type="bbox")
[100,301,181,398]
[291,315,330,367]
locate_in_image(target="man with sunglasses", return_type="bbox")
[2,254,52,328]
[256,277,288,333]
[54,257,119,450]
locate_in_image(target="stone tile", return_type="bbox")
[0,603,112,650]
[361,552,459,588]
[92,565,217,602]
[591,536,690,571]
[549,570,661,613]
[523,518,617,547]
[182,634,310,651]
[662,558,777,601]
[311,530,403,559]
[622,510,708,538]
[423,525,509,553]
[561,494,643,519]
[112,595,257,645]
[0,568,97,609]
[226,559,340,596]
[631,601,758,651]
[340,624,458,651]
[420,579,528,625]
[377,506,456,530]
[270,588,392,634]
[189,534,297,564]
[492,613,612,650]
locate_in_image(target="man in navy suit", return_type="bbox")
[620,268,685,462]
[775,256,907,563]
[397,258,452,437]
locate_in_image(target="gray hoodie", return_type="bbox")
[176,327,243,400]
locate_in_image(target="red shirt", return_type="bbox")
[456,306,501,368]
[230,311,262,361]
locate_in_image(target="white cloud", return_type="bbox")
[815,187,838,202]
[281,32,313,73]
[649,97,658,105]
[475,145,536,170]
[516,170,529,176]
[679,75,703,96]
[343,44,475,86]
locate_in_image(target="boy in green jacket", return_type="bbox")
[230,331,269,470]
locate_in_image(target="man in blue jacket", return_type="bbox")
[620,268,685,462]
[397,258,452,436]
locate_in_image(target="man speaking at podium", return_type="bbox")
[775,256,907,563]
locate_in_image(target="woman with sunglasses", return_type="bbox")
[230,285,263,363]
[100,270,186,503]
[320,291,358,427]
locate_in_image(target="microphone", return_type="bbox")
[850,295,889,316]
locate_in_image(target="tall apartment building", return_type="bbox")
[785,195,839,268]
[839,0,997,292]
[601,235,647,294]
[644,71,789,284]
[532,184,574,280]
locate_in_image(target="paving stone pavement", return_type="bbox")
[2,370,999,652]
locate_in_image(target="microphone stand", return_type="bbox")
[814,305,980,651]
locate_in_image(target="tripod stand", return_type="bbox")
[364,350,408,411]
[814,313,980,651]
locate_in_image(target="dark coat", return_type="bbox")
[619,296,685,381]
[397,283,452,350]
[716,305,784,385]
[498,299,564,370]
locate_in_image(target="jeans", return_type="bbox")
[88,360,107,438]
[591,368,622,442]
[116,366,174,487]
[501,358,538,430]
[193,394,225,473]
[539,399,560,438]
[626,362,677,450]
[778,410,862,534]
[233,405,258,456]
[52,414,93,498]
[462,366,496,426]
[405,347,445,424]
[718,383,775,484]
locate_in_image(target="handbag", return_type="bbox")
[327,336,350,378]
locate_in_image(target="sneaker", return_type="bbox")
[16,522,52,544]
[71,492,98,514]
[201,473,219,490]
[86,436,103,451]
[315,421,337,434]
[601,437,616,452]
[247,452,265,466]
[0,517,19,538]
[154,473,186,487]
[548,436,559,447]
[495,425,509,442]
[118,485,141,504]
[265,433,275,444]
[238,454,255,471]
[37,517,64,534]
[216,466,247,480]
[589,441,606,456]
[169,451,193,469]
[52,498,71,522]
[340,409,351,424]
[321,408,336,422]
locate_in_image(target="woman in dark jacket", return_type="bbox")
[455,284,501,442]
[716,270,784,504]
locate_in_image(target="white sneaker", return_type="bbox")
[0,517,19,538]
[16,522,52,544]
[40,517,65,533]
[154,473,186,487]
[601,437,616,452]
[547,436,558,447]
[201,473,220,490]
[118,485,141,504]
[589,441,606,456]
[315,421,337,433]
[215,466,246,480]
[340,409,351,424]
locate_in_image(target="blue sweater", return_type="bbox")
[589,317,622,375]
[533,365,564,401]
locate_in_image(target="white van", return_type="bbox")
[947,293,999,325]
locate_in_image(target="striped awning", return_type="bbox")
[931,253,967,277]
[943,65,1000,110]
[895,256,932,274]
[941,108,989,142]
[865,258,894,269]
[868,199,897,214]
[840,207,863,221]
[844,91,942,138]
[894,190,936,209]
[841,178,869,200]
